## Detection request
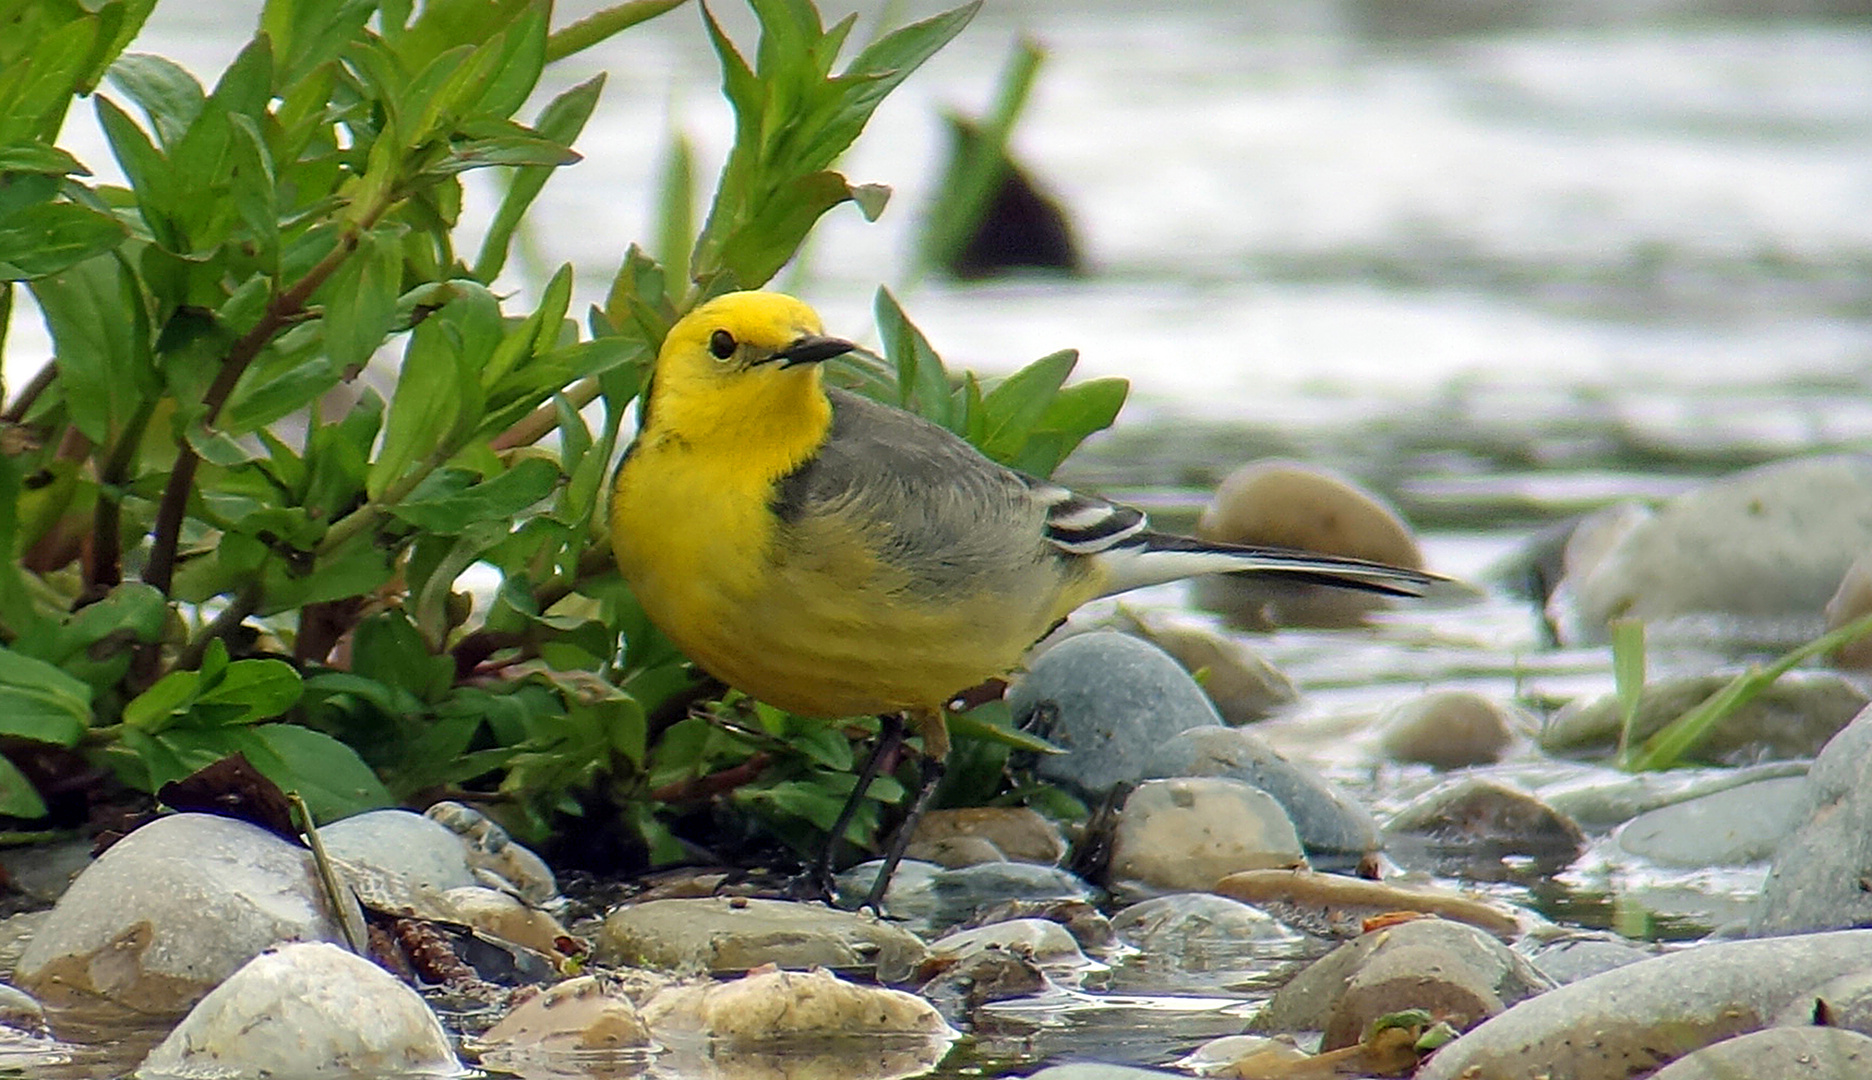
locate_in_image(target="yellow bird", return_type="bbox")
[611,291,1444,903]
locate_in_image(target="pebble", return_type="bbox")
[15,814,358,1016]
[1549,454,1872,643]
[1416,929,1872,1080]
[926,919,1103,983]
[1385,777,1585,868]
[423,801,559,906]
[641,966,954,1041]
[136,942,460,1079]
[1378,689,1525,768]
[1648,1027,1872,1080]
[904,807,1067,868]
[1193,459,1424,628]
[1614,774,1807,867]
[596,897,927,982]
[1540,672,1867,765]
[1213,868,1523,940]
[1009,631,1225,798]
[838,859,1097,937]
[1249,917,1551,1050]
[1141,725,1381,857]
[1538,759,1810,830]
[1525,933,1658,985]
[1107,777,1304,897]
[467,974,651,1063]
[1118,616,1297,724]
[319,809,480,894]
[1109,893,1302,974]
[1751,705,1872,935]
[1824,550,1872,670]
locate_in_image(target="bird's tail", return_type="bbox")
[1095,531,1459,600]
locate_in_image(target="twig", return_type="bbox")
[177,582,263,669]
[0,361,56,424]
[649,752,772,803]
[489,375,603,451]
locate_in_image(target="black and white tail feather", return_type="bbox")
[1025,479,1444,599]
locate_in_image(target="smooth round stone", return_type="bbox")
[1782,969,1872,1035]
[1614,775,1807,867]
[1194,460,1423,628]
[15,814,355,1015]
[1385,777,1585,865]
[1649,1027,1872,1080]
[838,859,1097,938]
[469,974,650,1060]
[137,942,460,1079]
[904,807,1067,868]
[1539,760,1810,830]
[320,809,479,894]
[1526,934,1657,986]
[927,918,1099,981]
[596,897,926,983]
[1010,631,1224,798]
[1024,1066,1185,1080]
[1214,868,1523,941]
[1121,617,1297,724]
[1379,689,1524,769]
[1541,672,1867,765]
[1108,777,1304,897]
[1752,706,1872,935]
[1550,454,1872,643]
[1416,930,1872,1080]
[423,801,558,905]
[642,967,952,1040]
[1142,725,1381,856]
[1823,550,1872,669]
[1110,893,1302,972]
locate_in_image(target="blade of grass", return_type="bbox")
[1610,618,1646,761]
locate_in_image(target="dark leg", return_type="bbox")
[813,713,905,900]
[861,752,947,913]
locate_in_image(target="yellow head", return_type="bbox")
[641,291,855,445]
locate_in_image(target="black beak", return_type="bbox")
[775,334,856,368]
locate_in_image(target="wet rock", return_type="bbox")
[15,814,356,1016]
[1752,705,1872,935]
[1791,968,1872,1033]
[1214,868,1523,940]
[839,859,1098,938]
[0,983,46,1037]
[1416,930,1872,1080]
[937,115,1081,280]
[1538,760,1810,830]
[904,807,1067,868]
[1176,1034,1309,1076]
[1110,893,1302,973]
[1108,777,1304,897]
[1824,550,1872,670]
[1525,933,1657,985]
[916,943,1051,1020]
[1142,725,1381,857]
[137,942,459,1079]
[642,966,953,1040]
[596,898,926,983]
[424,801,558,905]
[963,898,1115,957]
[1025,1066,1184,1080]
[1650,1026,1872,1080]
[0,840,92,905]
[1120,615,1297,724]
[1385,777,1585,871]
[1550,455,1872,643]
[1541,672,1867,765]
[1378,689,1525,769]
[1010,631,1224,798]
[1250,917,1552,1050]
[436,886,570,958]
[0,913,47,980]
[927,918,1102,984]
[1614,774,1807,867]
[321,808,479,894]
[1193,460,1424,628]
[467,974,650,1066]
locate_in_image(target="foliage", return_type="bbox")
[0,0,1123,863]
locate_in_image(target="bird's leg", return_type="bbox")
[813,712,906,900]
[860,706,950,913]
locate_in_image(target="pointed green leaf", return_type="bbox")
[0,647,91,747]
[0,201,127,280]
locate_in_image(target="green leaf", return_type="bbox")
[1009,376,1127,477]
[106,53,204,150]
[122,668,201,733]
[27,253,149,444]
[390,456,560,533]
[368,306,470,500]
[473,74,604,282]
[94,95,179,249]
[947,704,1062,754]
[546,0,689,62]
[873,286,952,428]
[222,358,341,435]
[976,348,1076,464]
[0,647,91,747]
[0,142,88,175]
[191,658,304,727]
[316,227,402,374]
[0,200,127,280]
[0,755,48,819]
[262,0,375,88]
[1611,617,1646,761]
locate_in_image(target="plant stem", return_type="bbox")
[178,582,263,670]
[88,396,160,592]
[489,375,603,451]
[144,217,380,595]
[0,360,56,425]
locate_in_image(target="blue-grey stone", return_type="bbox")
[1615,775,1807,867]
[1142,725,1380,856]
[1751,705,1872,936]
[840,858,1097,937]
[319,809,479,894]
[1009,632,1224,798]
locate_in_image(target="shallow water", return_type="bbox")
[7,0,1872,1076]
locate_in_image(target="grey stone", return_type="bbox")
[1541,673,1866,765]
[1109,893,1302,975]
[1385,777,1585,868]
[320,808,479,894]
[1551,454,1872,643]
[15,814,356,1016]
[1251,918,1552,1050]
[1615,775,1807,867]
[1525,934,1656,985]
[137,942,460,1079]
[1108,777,1304,897]
[1416,930,1872,1080]
[1025,1067,1184,1080]
[1142,725,1381,856]
[927,918,1100,982]
[596,897,927,982]
[1648,1026,1872,1080]
[904,807,1066,868]
[0,840,92,905]
[1539,760,1810,830]
[1120,617,1297,724]
[1781,969,1872,1035]
[841,855,1098,937]
[1010,631,1224,798]
[1752,706,1872,935]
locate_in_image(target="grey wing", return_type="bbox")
[773,391,1061,598]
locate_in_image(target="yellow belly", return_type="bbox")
[611,448,1086,718]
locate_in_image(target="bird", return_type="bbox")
[609,290,1449,908]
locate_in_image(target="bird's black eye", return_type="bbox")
[709,329,736,360]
